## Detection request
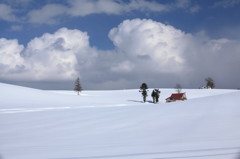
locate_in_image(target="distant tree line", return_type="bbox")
[73,76,216,96]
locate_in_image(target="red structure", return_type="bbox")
[166,93,187,102]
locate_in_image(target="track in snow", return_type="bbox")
[0,103,140,114]
[49,147,240,159]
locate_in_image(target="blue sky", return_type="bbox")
[0,0,240,89]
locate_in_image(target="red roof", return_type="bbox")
[169,93,185,100]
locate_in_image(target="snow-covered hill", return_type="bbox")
[0,83,240,159]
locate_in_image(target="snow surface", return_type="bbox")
[0,82,240,159]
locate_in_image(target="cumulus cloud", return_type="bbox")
[0,28,97,81]
[0,38,25,79]
[1,19,240,89]
[108,19,240,88]
[182,35,240,88]
[109,19,190,73]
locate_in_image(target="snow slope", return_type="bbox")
[0,83,240,159]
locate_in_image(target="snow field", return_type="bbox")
[0,83,240,159]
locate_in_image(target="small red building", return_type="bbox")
[166,93,187,102]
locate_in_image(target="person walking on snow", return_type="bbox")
[151,89,156,103]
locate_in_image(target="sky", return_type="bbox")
[0,0,240,90]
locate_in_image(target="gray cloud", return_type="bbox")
[25,0,170,24]
[0,4,17,22]
[0,0,200,25]
[213,0,240,8]
[24,0,196,25]
[10,25,22,31]
[27,4,68,24]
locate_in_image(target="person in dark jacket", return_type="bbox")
[151,89,156,103]
[139,89,148,103]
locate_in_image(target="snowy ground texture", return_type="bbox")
[0,82,240,159]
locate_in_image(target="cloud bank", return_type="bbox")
[26,0,170,24]
[0,0,200,25]
[1,19,240,89]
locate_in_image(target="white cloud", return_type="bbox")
[0,38,25,79]
[108,19,240,88]
[109,19,189,73]
[24,27,99,81]
[1,19,240,89]
[0,28,97,81]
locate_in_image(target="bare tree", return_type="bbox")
[205,77,215,89]
[74,77,82,95]
[175,83,182,94]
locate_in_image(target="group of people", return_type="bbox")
[139,83,161,103]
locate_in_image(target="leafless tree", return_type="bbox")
[205,77,215,89]
[175,83,182,94]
